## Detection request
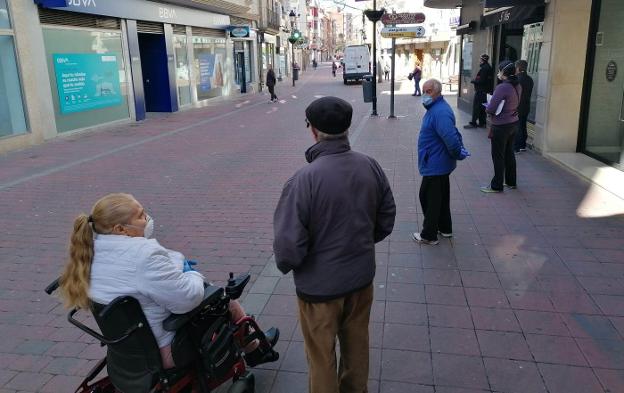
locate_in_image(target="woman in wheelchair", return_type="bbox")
[58,193,278,371]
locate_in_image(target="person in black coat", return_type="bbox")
[464,54,493,129]
[266,65,278,102]
[514,60,534,152]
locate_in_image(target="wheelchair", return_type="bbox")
[45,273,279,393]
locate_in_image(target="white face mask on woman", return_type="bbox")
[124,215,154,238]
[142,215,154,238]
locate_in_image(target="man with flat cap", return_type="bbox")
[465,53,493,129]
[273,96,396,393]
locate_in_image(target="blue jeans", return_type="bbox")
[414,79,421,95]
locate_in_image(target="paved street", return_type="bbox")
[1,64,624,393]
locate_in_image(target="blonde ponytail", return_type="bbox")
[60,214,94,309]
[59,193,138,309]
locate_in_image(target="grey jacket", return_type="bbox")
[273,138,396,302]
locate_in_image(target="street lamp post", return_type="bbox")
[364,2,384,117]
[288,10,299,87]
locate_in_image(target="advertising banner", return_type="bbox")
[198,53,216,93]
[53,53,123,114]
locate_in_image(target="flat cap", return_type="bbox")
[480,54,489,61]
[305,96,353,135]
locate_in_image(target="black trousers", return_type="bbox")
[419,174,452,241]
[514,112,529,150]
[471,91,487,126]
[490,123,518,191]
[268,85,277,100]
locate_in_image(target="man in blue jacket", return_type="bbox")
[413,79,469,245]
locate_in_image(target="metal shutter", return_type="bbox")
[38,8,120,29]
[172,25,187,35]
[136,21,165,34]
[191,26,225,38]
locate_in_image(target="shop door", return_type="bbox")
[235,51,247,93]
[582,0,624,169]
[138,33,172,112]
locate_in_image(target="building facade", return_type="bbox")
[0,0,268,154]
[426,0,624,197]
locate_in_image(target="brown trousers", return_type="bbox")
[297,284,373,393]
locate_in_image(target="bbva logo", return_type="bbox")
[56,57,69,64]
[68,0,97,7]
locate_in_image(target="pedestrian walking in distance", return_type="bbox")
[514,59,534,152]
[273,96,396,393]
[331,61,337,77]
[413,79,470,245]
[464,54,493,129]
[411,62,423,96]
[266,64,278,103]
[481,60,522,193]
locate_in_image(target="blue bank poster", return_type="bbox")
[53,53,123,114]
[198,53,216,93]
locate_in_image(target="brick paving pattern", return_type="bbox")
[1,64,624,392]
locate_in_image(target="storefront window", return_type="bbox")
[174,34,191,106]
[583,0,624,169]
[0,8,28,138]
[42,28,130,133]
[192,36,226,101]
[462,35,473,75]
[521,22,543,123]
[0,0,10,29]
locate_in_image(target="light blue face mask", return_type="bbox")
[422,94,433,107]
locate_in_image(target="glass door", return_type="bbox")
[173,34,191,107]
[583,0,624,170]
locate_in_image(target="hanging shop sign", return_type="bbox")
[381,12,426,25]
[53,53,122,114]
[229,26,250,38]
[381,26,425,39]
[606,61,617,82]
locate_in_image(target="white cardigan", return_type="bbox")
[89,234,205,348]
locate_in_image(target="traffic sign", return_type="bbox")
[381,26,426,38]
[381,12,426,25]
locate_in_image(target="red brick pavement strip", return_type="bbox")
[2,65,624,392]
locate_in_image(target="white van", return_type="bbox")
[342,45,371,84]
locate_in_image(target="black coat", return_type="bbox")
[266,69,276,87]
[273,139,396,302]
[516,71,534,116]
[472,62,493,94]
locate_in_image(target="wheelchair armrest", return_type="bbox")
[163,285,223,332]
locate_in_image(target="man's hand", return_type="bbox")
[459,147,471,160]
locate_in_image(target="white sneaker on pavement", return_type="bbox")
[411,232,439,245]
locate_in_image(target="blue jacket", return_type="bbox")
[418,97,465,176]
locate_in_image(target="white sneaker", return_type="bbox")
[438,231,453,238]
[411,232,439,245]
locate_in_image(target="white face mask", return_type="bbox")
[124,214,154,238]
[143,215,154,239]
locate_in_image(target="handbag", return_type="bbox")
[407,73,413,81]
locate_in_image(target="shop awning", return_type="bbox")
[481,5,545,28]
[456,21,476,36]
[484,0,544,7]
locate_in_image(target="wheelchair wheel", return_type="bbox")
[227,380,253,393]
[227,372,255,393]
